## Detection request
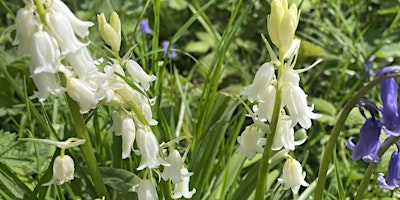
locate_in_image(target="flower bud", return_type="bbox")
[97,12,121,52]
[267,0,299,52]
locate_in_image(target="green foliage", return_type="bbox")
[0,0,400,199]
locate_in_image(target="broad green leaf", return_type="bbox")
[99,167,140,198]
[313,98,337,116]
[168,0,187,10]
[184,41,211,53]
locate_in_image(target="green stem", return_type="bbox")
[314,73,400,200]
[152,0,160,70]
[254,51,285,199]
[354,136,400,199]
[34,0,47,27]
[66,96,110,199]
[57,185,66,200]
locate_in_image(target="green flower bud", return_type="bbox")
[97,12,121,52]
[267,0,299,53]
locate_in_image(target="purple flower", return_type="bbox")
[380,78,399,135]
[346,118,382,162]
[140,19,152,34]
[376,65,400,76]
[162,41,177,58]
[378,150,400,190]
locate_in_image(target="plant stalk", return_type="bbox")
[314,73,400,200]
[66,96,110,199]
[254,51,285,199]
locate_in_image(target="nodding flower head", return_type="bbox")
[140,19,152,34]
[378,150,400,190]
[380,78,400,135]
[44,155,75,186]
[347,118,382,162]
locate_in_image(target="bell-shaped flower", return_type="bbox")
[66,77,99,114]
[140,19,152,34]
[142,102,158,126]
[278,157,309,194]
[241,62,275,102]
[137,179,158,200]
[237,126,266,159]
[46,11,85,54]
[267,0,299,52]
[162,41,177,58]
[282,84,321,129]
[272,114,306,150]
[125,59,156,91]
[44,155,75,185]
[50,0,94,38]
[346,117,382,162]
[380,78,399,135]
[30,72,65,102]
[136,128,169,170]
[29,31,60,74]
[97,12,121,52]
[161,150,192,184]
[65,47,98,79]
[172,168,196,199]
[13,6,39,54]
[378,150,400,190]
[256,84,276,122]
[110,111,125,136]
[121,117,136,159]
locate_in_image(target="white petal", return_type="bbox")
[125,59,156,91]
[51,0,94,38]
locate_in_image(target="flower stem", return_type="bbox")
[34,0,47,27]
[254,51,285,199]
[66,96,110,199]
[354,136,400,199]
[314,73,400,200]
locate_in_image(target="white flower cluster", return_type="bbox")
[14,1,195,199]
[237,0,321,194]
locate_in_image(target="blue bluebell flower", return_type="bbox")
[380,78,399,135]
[346,117,382,162]
[376,65,400,76]
[378,150,400,190]
[162,41,177,58]
[140,19,152,34]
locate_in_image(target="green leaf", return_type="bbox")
[375,43,400,59]
[345,108,365,127]
[168,0,187,10]
[209,154,246,199]
[313,98,337,116]
[184,41,211,53]
[99,167,140,198]
[0,162,32,199]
